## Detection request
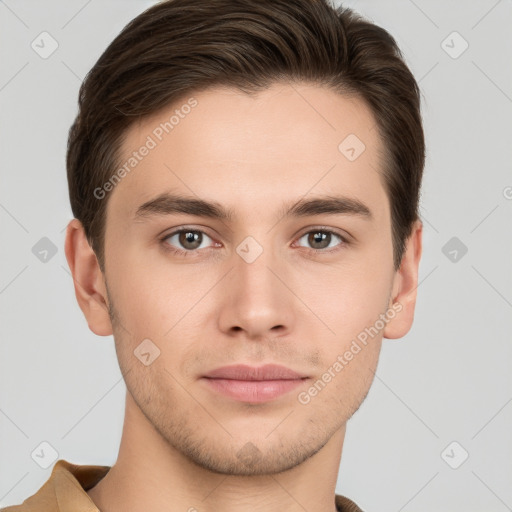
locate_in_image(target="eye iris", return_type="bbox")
[308,231,330,249]
[179,231,202,250]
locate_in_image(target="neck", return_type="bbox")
[87,391,345,512]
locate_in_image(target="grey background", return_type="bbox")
[1,1,511,511]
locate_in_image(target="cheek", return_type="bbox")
[296,334,382,426]
[296,260,392,338]
[106,248,201,336]
[295,264,390,402]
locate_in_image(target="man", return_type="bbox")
[2,0,424,510]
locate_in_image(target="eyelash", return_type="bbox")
[159,226,349,258]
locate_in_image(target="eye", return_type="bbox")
[295,229,347,252]
[161,228,216,254]
[160,226,349,258]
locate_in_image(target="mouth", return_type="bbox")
[201,364,310,403]
[201,378,308,403]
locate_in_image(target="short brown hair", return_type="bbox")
[67,0,425,272]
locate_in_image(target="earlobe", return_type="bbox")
[383,219,423,340]
[64,219,113,336]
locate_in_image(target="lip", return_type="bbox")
[203,364,307,380]
[201,364,309,403]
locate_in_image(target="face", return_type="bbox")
[97,82,403,475]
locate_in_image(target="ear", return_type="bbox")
[64,218,113,336]
[383,219,423,340]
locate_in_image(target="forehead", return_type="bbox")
[108,82,389,224]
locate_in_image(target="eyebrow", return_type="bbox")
[134,192,373,223]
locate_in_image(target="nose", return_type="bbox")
[216,242,296,341]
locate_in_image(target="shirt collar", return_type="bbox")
[25,459,109,511]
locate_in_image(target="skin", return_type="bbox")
[65,82,422,512]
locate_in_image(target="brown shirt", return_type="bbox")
[1,459,363,512]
